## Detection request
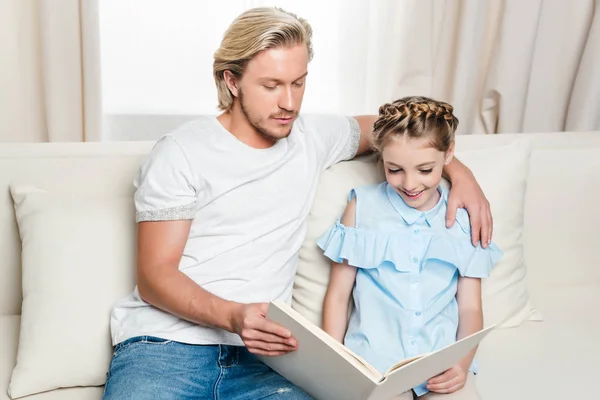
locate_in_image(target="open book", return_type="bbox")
[257,300,494,400]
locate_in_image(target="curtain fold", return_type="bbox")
[0,0,100,143]
[3,1,596,141]
[336,0,599,135]
[566,0,600,131]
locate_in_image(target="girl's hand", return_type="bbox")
[426,363,467,394]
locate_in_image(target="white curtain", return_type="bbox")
[335,0,600,135]
[99,0,599,140]
[0,0,101,142]
[5,1,595,142]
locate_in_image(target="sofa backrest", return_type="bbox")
[1,132,599,317]
[0,142,154,316]
[450,132,600,301]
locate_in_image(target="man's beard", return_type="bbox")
[239,89,295,143]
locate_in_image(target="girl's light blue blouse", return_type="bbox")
[316,182,503,396]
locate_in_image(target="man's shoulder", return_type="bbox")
[141,116,219,171]
[161,116,218,147]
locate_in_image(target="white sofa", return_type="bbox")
[1,131,599,400]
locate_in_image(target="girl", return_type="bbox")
[317,96,502,399]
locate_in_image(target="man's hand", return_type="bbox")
[445,170,493,248]
[231,303,297,356]
[426,363,468,394]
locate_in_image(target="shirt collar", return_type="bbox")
[385,183,446,226]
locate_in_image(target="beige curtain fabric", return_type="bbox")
[2,1,597,141]
[338,0,599,135]
[0,0,101,143]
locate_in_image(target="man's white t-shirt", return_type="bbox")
[110,113,360,346]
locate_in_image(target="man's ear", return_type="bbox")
[444,142,455,165]
[223,70,240,98]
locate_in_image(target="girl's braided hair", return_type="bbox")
[372,96,459,153]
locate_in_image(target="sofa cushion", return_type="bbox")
[523,148,600,294]
[294,138,542,328]
[452,140,542,327]
[18,388,103,400]
[0,316,19,400]
[476,285,600,400]
[0,142,152,318]
[0,316,102,400]
[7,185,136,399]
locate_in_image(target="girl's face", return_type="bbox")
[382,136,454,212]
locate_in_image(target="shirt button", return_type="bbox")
[412,257,419,263]
[415,311,422,316]
[414,229,420,235]
[411,340,416,345]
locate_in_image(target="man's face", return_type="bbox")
[236,44,309,141]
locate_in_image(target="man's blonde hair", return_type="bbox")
[213,7,313,111]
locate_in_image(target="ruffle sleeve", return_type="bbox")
[423,235,503,278]
[317,220,503,277]
[445,208,503,277]
[316,221,413,271]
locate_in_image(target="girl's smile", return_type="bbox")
[382,137,453,212]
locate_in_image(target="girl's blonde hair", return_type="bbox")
[372,96,459,153]
[213,7,313,111]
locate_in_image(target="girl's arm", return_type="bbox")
[427,276,483,393]
[321,198,359,343]
[322,260,357,342]
[455,276,483,371]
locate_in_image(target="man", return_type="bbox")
[102,7,492,399]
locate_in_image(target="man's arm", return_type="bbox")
[136,220,297,356]
[136,220,235,331]
[353,115,378,155]
[351,114,493,248]
[442,158,493,248]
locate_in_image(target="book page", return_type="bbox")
[270,300,382,380]
[338,345,382,379]
[383,354,425,377]
[257,300,381,400]
[310,326,381,379]
[382,325,498,377]
[367,326,495,400]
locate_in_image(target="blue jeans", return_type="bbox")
[102,336,313,399]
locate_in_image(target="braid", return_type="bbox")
[372,96,458,153]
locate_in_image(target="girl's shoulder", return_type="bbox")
[348,181,388,202]
[428,199,503,278]
[449,207,472,236]
[431,185,471,236]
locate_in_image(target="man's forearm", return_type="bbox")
[138,267,240,333]
[443,156,473,183]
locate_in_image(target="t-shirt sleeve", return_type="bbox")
[133,135,198,222]
[301,114,361,170]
